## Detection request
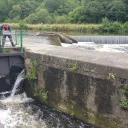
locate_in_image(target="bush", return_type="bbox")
[123,21,128,34]
[19,21,27,30]
[101,17,111,33]
[101,18,124,34]
[55,15,69,24]
[110,22,123,34]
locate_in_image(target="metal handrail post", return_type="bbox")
[20,30,23,52]
[15,30,18,45]
[0,33,1,52]
[2,37,4,53]
[1,31,4,53]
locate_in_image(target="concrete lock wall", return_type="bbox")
[0,52,24,95]
[24,44,128,128]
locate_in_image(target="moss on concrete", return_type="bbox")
[3,47,21,53]
[26,76,124,128]
[24,57,127,128]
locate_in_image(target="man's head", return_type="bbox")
[3,24,8,26]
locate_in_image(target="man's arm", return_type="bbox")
[8,25,12,31]
[0,25,3,31]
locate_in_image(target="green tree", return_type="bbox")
[0,0,128,24]
[25,9,52,24]
[55,15,69,24]
[83,1,105,23]
[36,9,52,23]
[55,0,79,15]
[9,5,22,19]
[43,0,65,13]
[0,0,8,22]
[123,0,128,20]
[69,6,84,23]
[106,0,126,22]
[101,17,111,33]
[20,0,40,19]
[25,13,39,24]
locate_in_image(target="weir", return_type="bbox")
[72,35,128,44]
[37,32,77,44]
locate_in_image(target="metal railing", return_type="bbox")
[0,30,23,53]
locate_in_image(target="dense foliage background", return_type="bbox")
[0,0,128,24]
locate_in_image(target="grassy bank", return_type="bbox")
[0,23,100,32]
[0,22,128,35]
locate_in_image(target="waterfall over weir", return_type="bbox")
[0,70,96,128]
[11,69,25,98]
[71,36,128,44]
[61,36,128,53]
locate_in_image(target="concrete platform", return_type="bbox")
[24,43,128,79]
[24,43,128,128]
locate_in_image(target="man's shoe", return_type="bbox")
[12,44,15,47]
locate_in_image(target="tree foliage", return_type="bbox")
[0,0,127,24]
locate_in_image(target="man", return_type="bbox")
[0,24,15,47]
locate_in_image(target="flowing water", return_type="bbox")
[61,42,128,53]
[0,71,96,128]
[11,69,25,98]
[71,36,128,44]
[5,31,128,53]
[64,35,128,53]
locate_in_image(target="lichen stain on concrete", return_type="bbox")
[43,67,64,106]
[66,72,89,109]
[94,78,115,114]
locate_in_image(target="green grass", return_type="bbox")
[0,23,101,33]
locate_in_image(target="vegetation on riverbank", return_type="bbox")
[0,0,128,24]
[1,18,128,35]
[0,0,128,35]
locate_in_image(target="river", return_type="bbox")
[4,31,128,53]
[23,33,128,53]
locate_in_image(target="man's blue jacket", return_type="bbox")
[0,24,12,31]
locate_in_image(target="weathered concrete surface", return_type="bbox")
[24,44,128,79]
[24,44,128,128]
[0,47,21,54]
[37,32,77,44]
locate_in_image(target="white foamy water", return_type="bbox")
[0,70,47,128]
[0,93,47,128]
[11,69,25,98]
[0,93,90,128]
[61,42,128,53]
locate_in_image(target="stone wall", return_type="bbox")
[24,44,128,128]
